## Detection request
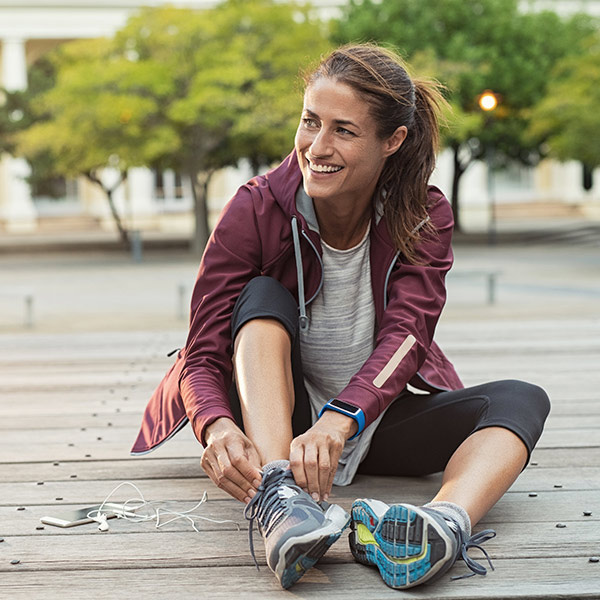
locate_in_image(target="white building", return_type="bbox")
[0,0,598,234]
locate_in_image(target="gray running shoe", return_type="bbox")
[349,499,495,589]
[244,467,350,589]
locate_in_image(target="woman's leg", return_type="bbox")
[430,426,527,527]
[358,380,551,526]
[351,380,549,588]
[230,278,350,590]
[233,317,295,464]
[228,277,311,465]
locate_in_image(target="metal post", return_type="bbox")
[130,230,143,263]
[177,284,187,321]
[487,145,497,246]
[24,294,33,328]
[487,273,496,305]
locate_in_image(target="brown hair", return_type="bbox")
[304,44,446,263]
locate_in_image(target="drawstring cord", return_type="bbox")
[291,216,309,332]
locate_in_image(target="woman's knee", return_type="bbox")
[485,379,551,431]
[506,379,550,420]
[232,276,298,342]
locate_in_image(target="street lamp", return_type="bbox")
[478,90,499,112]
[478,90,500,245]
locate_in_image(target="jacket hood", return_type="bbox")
[256,151,303,215]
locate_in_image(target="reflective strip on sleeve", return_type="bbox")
[372,335,417,389]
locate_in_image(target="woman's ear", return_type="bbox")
[384,126,408,157]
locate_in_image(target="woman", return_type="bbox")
[132,44,550,590]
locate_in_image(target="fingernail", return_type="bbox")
[323,493,329,501]
[244,496,251,504]
[248,489,256,498]
[252,479,261,488]
[311,492,319,501]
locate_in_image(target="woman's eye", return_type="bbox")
[337,127,355,136]
[302,118,318,128]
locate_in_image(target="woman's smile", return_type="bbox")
[295,77,393,210]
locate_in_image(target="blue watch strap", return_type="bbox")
[318,399,365,440]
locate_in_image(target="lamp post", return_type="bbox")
[478,90,500,245]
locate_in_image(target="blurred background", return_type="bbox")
[0,0,598,332]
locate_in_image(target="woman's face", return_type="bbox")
[294,77,406,210]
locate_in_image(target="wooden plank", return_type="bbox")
[0,521,598,576]
[2,409,597,434]
[0,412,143,430]
[0,458,205,483]
[0,439,200,463]
[5,420,594,448]
[2,490,597,537]
[529,446,600,468]
[1,446,598,483]
[6,428,599,464]
[1,559,599,600]
[2,464,599,509]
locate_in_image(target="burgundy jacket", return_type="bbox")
[131,152,463,455]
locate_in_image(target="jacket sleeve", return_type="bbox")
[335,191,454,427]
[179,186,262,446]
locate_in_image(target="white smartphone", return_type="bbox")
[40,503,134,528]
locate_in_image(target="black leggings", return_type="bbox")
[229,276,550,476]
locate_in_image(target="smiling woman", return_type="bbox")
[133,43,550,592]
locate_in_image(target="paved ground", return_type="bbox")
[1,222,598,334]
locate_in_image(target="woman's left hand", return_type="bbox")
[289,411,357,502]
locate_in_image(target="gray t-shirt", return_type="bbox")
[299,224,388,486]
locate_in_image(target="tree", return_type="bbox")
[16,38,177,243]
[112,0,330,253]
[528,34,600,175]
[333,0,597,229]
[0,57,63,198]
[15,0,329,251]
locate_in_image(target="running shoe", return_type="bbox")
[244,467,350,589]
[349,499,495,589]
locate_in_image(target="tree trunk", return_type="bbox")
[86,172,129,244]
[190,169,215,257]
[105,188,130,245]
[450,144,469,232]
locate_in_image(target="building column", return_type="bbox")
[0,37,37,231]
[127,167,158,229]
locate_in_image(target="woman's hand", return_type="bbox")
[200,417,263,504]
[289,411,357,502]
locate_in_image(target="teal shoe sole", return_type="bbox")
[349,500,454,589]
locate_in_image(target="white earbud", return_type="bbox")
[95,514,109,531]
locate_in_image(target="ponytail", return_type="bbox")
[378,78,445,264]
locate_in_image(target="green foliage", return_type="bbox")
[112,0,330,175]
[12,0,330,247]
[528,34,600,168]
[17,37,178,177]
[333,0,598,224]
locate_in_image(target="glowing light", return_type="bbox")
[479,91,498,112]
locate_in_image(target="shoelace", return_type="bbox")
[243,468,292,570]
[450,523,497,580]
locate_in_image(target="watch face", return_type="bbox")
[330,399,360,415]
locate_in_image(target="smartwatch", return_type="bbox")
[318,398,366,440]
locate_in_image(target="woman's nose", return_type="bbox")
[310,129,332,157]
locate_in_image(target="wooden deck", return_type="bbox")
[1,319,599,599]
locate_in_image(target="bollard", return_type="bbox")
[130,230,143,263]
[177,283,187,321]
[24,294,34,328]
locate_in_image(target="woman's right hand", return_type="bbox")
[200,417,263,504]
